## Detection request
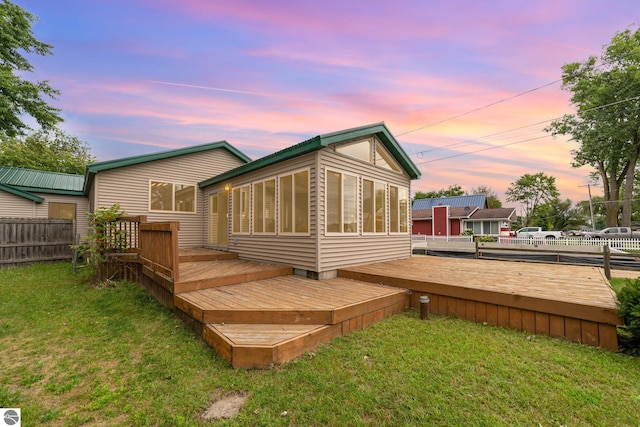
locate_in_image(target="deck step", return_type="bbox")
[174,262,292,293]
[174,276,409,324]
[203,323,342,368]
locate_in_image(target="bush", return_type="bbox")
[74,204,127,279]
[617,278,640,354]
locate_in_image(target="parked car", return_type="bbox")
[514,227,565,239]
[581,227,640,239]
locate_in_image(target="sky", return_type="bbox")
[15,0,639,206]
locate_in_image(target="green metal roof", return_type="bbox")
[84,141,251,194]
[199,122,421,188]
[0,166,85,200]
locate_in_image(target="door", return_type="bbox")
[208,192,228,246]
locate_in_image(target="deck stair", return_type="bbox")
[173,249,409,368]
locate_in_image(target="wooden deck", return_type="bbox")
[339,256,622,351]
[138,245,623,369]
[170,250,408,368]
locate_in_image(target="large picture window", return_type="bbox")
[326,170,358,233]
[280,170,309,234]
[150,181,196,213]
[253,179,276,234]
[232,185,250,234]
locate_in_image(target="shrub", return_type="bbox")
[74,204,127,279]
[616,278,640,354]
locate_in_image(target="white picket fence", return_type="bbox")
[411,235,640,251]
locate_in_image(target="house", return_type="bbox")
[199,122,420,278]
[1,123,421,277]
[84,141,251,247]
[0,166,89,235]
[411,194,515,237]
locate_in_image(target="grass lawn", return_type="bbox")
[1,263,639,426]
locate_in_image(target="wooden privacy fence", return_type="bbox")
[0,218,74,268]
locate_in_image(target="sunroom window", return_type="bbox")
[279,170,309,234]
[389,186,409,233]
[326,170,358,233]
[150,181,196,213]
[253,179,276,234]
[363,179,386,233]
[232,185,250,233]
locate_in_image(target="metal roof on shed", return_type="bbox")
[0,166,84,194]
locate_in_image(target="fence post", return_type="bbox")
[603,244,611,279]
[475,240,479,259]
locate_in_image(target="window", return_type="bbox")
[253,179,276,234]
[335,139,372,162]
[363,179,386,233]
[280,170,309,234]
[326,170,358,233]
[48,202,76,220]
[232,185,250,233]
[389,186,409,233]
[150,181,196,213]
[375,141,402,172]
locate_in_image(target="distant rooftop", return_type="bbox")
[412,194,488,210]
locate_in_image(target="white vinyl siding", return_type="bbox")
[318,142,412,272]
[203,153,317,272]
[0,192,35,217]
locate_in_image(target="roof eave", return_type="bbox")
[0,184,44,203]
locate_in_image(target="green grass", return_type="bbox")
[1,263,639,426]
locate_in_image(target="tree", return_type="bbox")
[546,26,640,227]
[505,172,560,227]
[471,185,502,208]
[537,199,584,231]
[414,185,464,200]
[0,129,95,174]
[0,0,62,137]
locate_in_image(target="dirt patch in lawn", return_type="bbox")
[200,390,248,421]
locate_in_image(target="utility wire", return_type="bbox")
[395,80,561,138]
[413,94,640,166]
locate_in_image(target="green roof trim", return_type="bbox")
[199,122,421,188]
[0,183,44,203]
[84,141,251,194]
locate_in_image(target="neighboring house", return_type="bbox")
[84,141,251,247]
[200,122,421,278]
[0,166,89,236]
[411,194,515,237]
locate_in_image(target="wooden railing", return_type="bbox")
[105,215,147,252]
[139,222,180,283]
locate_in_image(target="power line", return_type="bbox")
[412,94,640,166]
[395,80,561,138]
